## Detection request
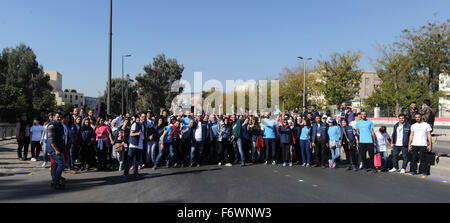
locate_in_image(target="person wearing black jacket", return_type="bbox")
[47,112,66,189]
[292,117,302,164]
[79,118,95,171]
[279,118,294,167]
[312,115,329,168]
[146,117,164,167]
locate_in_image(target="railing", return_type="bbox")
[0,123,16,140]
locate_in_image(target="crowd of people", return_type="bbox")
[14,100,435,189]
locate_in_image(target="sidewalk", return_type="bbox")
[0,140,50,175]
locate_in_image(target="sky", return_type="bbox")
[0,0,449,97]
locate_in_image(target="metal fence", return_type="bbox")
[0,123,16,140]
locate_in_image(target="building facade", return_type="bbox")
[439,73,450,118]
[45,70,86,108]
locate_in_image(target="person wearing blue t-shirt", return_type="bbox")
[327,119,341,168]
[152,120,181,169]
[355,111,377,173]
[261,113,277,165]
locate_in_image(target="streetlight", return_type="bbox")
[122,54,131,114]
[297,56,312,107]
[107,0,113,115]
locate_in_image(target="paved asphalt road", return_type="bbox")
[1,141,450,203]
[2,161,450,203]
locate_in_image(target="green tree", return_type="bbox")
[135,54,184,113]
[397,18,449,105]
[100,75,137,115]
[278,65,323,111]
[0,43,56,116]
[56,103,75,114]
[318,50,363,106]
[0,84,27,122]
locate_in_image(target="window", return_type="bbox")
[64,94,67,98]
[75,95,78,100]
[70,95,72,98]
[364,78,370,97]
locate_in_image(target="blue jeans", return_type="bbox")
[264,138,277,162]
[232,138,245,164]
[300,140,311,164]
[50,151,65,184]
[146,141,158,164]
[330,141,340,163]
[379,151,388,169]
[42,139,50,162]
[124,147,142,176]
[190,141,204,165]
[155,142,175,167]
[66,145,74,169]
[393,146,408,169]
[251,141,261,161]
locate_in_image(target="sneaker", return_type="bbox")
[328,159,332,168]
[138,165,142,170]
[408,172,416,176]
[130,166,134,170]
[389,168,398,173]
[332,162,336,168]
[283,162,286,167]
[19,157,24,161]
[289,162,293,167]
[241,163,245,167]
[400,169,406,174]
[272,161,276,165]
[152,165,157,170]
[366,168,371,172]
[218,162,222,166]
[264,161,268,165]
[371,169,377,173]
[306,164,310,168]
[359,163,363,169]
[302,163,306,167]
[225,163,232,167]
[119,162,123,171]
[41,162,47,168]
[197,164,201,167]
[346,166,352,171]
[422,173,428,177]
[141,164,146,168]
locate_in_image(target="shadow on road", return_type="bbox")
[0,168,220,202]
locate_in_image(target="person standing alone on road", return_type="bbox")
[408,113,433,177]
[355,111,377,173]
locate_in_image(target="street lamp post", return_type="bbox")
[122,54,131,114]
[297,56,312,107]
[107,0,113,115]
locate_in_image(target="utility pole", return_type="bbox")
[107,0,113,115]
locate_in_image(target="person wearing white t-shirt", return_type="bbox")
[375,126,391,171]
[30,118,44,161]
[408,113,432,176]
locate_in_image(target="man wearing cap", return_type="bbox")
[312,115,329,167]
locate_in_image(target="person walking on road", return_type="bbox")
[16,114,30,161]
[30,117,43,162]
[408,113,433,176]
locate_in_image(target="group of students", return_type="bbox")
[14,99,435,189]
